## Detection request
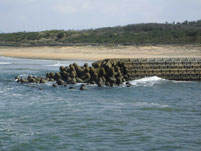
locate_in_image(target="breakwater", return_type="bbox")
[119,58,201,81]
[15,58,201,87]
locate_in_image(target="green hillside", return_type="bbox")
[0,20,201,46]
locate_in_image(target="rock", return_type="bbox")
[80,84,86,90]
[126,82,132,87]
[46,73,50,78]
[40,78,47,84]
[70,71,76,78]
[76,77,84,83]
[109,76,117,84]
[105,81,111,86]
[61,71,68,78]
[29,78,35,83]
[52,84,57,87]
[60,66,65,72]
[97,82,103,87]
[67,76,72,82]
[64,84,67,87]
[65,66,70,72]
[15,76,20,80]
[90,81,96,84]
[92,61,101,68]
[15,76,20,82]
[49,78,55,82]
[57,79,65,85]
[99,68,106,76]
[69,78,77,84]
[27,75,33,80]
[69,87,74,89]
[116,77,123,85]
[126,84,132,87]
[69,64,76,72]
[84,63,88,68]
[50,72,55,78]
[55,72,61,80]
[20,78,28,83]
[125,81,130,85]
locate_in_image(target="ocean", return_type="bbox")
[0,56,201,151]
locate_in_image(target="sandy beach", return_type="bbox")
[0,45,201,61]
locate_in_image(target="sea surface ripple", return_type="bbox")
[0,57,201,151]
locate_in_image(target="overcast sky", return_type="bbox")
[1,0,201,33]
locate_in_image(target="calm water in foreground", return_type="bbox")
[0,56,201,151]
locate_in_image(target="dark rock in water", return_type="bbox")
[84,63,88,68]
[80,84,86,90]
[20,78,28,83]
[98,82,103,87]
[15,76,20,80]
[27,75,33,80]
[52,84,57,87]
[125,81,130,85]
[40,79,47,84]
[67,77,72,82]
[90,81,96,84]
[76,77,84,83]
[69,78,77,84]
[64,84,67,87]
[69,87,74,89]
[29,78,35,83]
[15,76,20,82]
[49,78,55,82]
[126,84,132,87]
[57,79,65,85]
[105,82,111,86]
[126,81,132,87]
[46,73,50,78]
[55,72,61,80]
[116,78,123,85]
[60,66,65,72]
[16,59,133,87]
[50,72,55,78]
[109,76,117,84]
[70,71,76,78]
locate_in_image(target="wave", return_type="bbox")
[45,61,69,67]
[0,62,12,65]
[128,76,166,87]
[133,102,169,108]
[0,56,14,60]
[18,73,29,78]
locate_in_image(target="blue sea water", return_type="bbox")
[0,56,201,151]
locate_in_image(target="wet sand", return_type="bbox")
[0,45,201,61]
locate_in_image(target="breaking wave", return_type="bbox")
[133,102,169,108]
[128,76,166,87]
[0,62,12,65]
[45,61,69,67]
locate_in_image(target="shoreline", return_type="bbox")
[0,45,201,61]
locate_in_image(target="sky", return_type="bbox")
[0,0,201,33]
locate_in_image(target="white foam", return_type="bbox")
[128,76,165,87]
[0,62,12,65]
[134,102,169,108]
[45,61,68,67]
[19,74,29,78]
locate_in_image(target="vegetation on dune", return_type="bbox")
[0,20,201,46]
